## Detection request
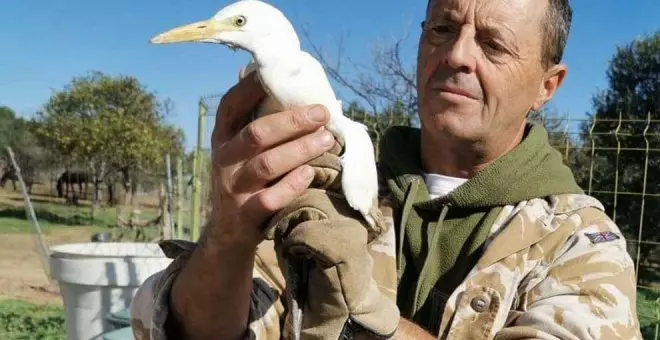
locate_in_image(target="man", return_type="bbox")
[130,0,643,338]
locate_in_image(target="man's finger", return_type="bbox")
[213,72,267,143]
[214,104,329,168]
[246,165,315,214]
[234,129,334,191]
[236,104,329,155]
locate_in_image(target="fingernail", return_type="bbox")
[314,131,334,148]
[301,166,314,181]
[308,106,327,123]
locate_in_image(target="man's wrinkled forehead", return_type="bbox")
[425,0,476,19]
[426,0,529,14]
[425,0,536,26]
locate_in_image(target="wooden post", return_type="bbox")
[165,154,175,239]
[176,157,184,239]
[191,100,206,242]
[160,182,172,240]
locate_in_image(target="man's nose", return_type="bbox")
[444,26,478,73]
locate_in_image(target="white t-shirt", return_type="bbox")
[423,172,468,199]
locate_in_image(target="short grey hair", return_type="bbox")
[541,0,572,68]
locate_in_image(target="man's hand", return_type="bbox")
[167,72,335,340]
[208,71,336,249]
[394,319,436,339]
[351,319,435,340]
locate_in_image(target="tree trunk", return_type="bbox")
[115,173,132,228]
[91,161,105,220]
[107,180,117,206]
[129,182,141,229]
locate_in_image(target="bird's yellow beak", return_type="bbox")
[150,19,235,44]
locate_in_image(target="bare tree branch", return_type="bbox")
[300,23,420,120]
[300,24,380,115]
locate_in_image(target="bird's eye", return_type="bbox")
[234,15,247,26]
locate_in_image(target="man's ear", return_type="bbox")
[532,64,567,111]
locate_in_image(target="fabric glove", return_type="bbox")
[263,135,400,340]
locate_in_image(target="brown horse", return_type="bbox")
[0,167,35,193]
[56,171,92,199]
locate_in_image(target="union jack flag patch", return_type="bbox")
[585,231,620,244]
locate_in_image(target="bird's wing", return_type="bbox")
[258,51,339,111]
[297,51,338,101]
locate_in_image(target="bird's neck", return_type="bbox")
[251,38,301,68]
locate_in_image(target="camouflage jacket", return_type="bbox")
[130,184,642,340]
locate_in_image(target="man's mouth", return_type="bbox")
[435,83,478,100]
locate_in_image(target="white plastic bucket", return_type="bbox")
[49,242,173,340]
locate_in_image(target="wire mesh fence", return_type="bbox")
[540,111,660,338]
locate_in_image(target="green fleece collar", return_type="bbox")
[381,122,584,209]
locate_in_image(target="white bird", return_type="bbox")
[150,0,379,224]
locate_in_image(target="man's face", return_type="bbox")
[417,0,565,143]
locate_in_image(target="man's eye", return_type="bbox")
[431,25,453,34]
[482,40,505,53]
[423,23,454,45]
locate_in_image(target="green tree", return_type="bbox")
[344,100,414,159]
[35,71,185,216]
[576,31,660,288]
[527,106,594,187]
[0,107,16,151]
[0,106,19,184]
[0,106,48,191]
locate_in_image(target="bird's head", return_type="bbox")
[150,0,300,54]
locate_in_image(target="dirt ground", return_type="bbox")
[0,186,163,306]
[0,189,105,305]
[0,227,96,305]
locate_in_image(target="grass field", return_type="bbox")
[639,288,660,339]
[0,300,66,340]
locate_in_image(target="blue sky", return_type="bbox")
[0,0,658,151]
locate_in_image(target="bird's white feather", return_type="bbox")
[255,52,378,218]
[221,0,380,218]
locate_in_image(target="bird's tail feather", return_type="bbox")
[324,99,378,220]
[339,120,378,217]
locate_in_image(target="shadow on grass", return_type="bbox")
[0,207,111,227]
[5,195,97,209]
